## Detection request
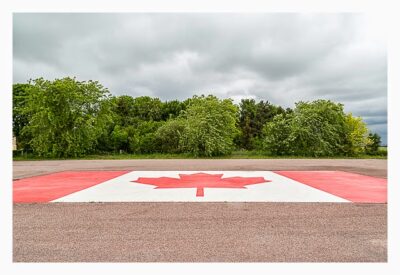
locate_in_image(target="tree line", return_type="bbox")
[13,77,382,157]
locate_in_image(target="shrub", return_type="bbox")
[21,77,112,157]
[262,100,362,157]
[155,119,186,153]
[365,132,382,155]
[179,95,239,156]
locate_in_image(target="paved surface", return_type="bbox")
[14,171,386,203]
[13,202,387,262]
[13,159,387,179]
[13,159,387,262]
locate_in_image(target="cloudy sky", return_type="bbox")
[13,13,387,144]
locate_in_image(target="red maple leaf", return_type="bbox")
[132,173,270,197]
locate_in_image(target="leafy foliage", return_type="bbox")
[131,96,163,121]
[179,95,239,156]
[365,132,382,155]
[289,100,347,156]
[13,78,384,158]
[262,100,372,157]
[21,77,112,157]
[155,119,186,153]
[238,99,285,150]
[128,120,165,153]
[161,100,186,120]
[343,113,370,155]
[262,113,294,155]
[13,83,32,149]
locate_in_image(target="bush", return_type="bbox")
[238,99,285,150]
[110,125,132,152]
[342,114,370,156]
[365,133,382,155]
[262,100,347,156]
[155,119,186,153]
[376,147,387,156]
[13,77,383,158]
[262,100,371,157]
[262,114,293,155]
[21,77,112,157]
[128,121,165,153]
[179,95,239,156]
[13,84,32,150]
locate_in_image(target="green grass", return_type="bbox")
[13,150,388,161]
[378,146,387,152]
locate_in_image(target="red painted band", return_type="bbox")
[275,171,387,203]
[13,171,130,203]
[196,187,204,197]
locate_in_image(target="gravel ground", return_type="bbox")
[13,159,387,179]
[13,202,387,262]
[13,159,387,262]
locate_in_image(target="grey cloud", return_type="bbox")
[13,13,387,143]
[363,116,387,126]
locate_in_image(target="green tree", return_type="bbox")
[155,119,186,153]
[101,95,182,154]
[262,100,348,156]
[179,95,239,156]
[238,99,284,150]
[13,83,32,150]
[289,100,347,156]
[262,113,294,155]
[128,120,165,153]
[238,99,257,149]
[343,113,370,155]
[161,100,185,120]
[13,76,379,158]
[131,96,163,121]
[21,77,113,157]
[365,132,381,155]
[109,124,131,152]
[111,95,137,126]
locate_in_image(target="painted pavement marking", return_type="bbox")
[275,171,387,203]
[51,171,349,202]
[13,171,130,203]
[13,170,387,203]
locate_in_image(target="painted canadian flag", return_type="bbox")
[133,172,270,197]
[13,170,387,203]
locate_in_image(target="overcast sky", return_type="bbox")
[13,13,387,144]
